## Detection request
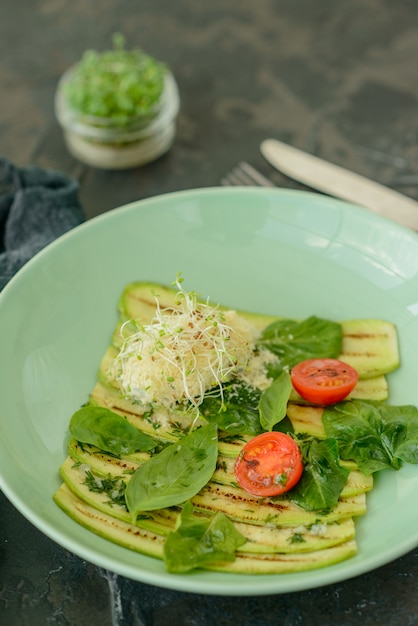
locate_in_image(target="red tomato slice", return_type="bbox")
[234,432,303,497]
[291,358,359,405]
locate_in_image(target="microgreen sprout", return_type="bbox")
[63,33,167,123]
[113,275,258,412]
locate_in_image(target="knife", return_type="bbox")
[260,138,418,231]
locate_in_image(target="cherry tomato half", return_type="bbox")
[234,432,303,497]
[291,358,359,405]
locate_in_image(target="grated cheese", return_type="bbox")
[241,348,280,390]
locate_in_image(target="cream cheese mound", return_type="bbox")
[112,284,260,410]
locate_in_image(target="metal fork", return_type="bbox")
[221,162,276,187]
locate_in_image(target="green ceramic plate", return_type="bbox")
[1,187,418,595]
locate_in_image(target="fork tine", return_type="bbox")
[224,165,256,186]
[221,162,276,187]
[221,163,257,186]
[220,172,248,186]
[238,162,276,187]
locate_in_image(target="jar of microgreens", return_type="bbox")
[55,35,180,169]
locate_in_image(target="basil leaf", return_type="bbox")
[69,406,157,455]
[259,371,292,431]
[125,423,218,516]
[322,402,394,473]
[322,400,418,474]
[163,500,246,573]
[200,382,262,436]
[377,404,418,465]
[258,316,342,378]
[291,438,349,512]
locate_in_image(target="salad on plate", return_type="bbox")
[54,276,418,574]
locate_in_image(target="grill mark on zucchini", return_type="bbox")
[344,332,388,339]
[206,541,358,573]
[198,484,289,513]
[192,483,367,527]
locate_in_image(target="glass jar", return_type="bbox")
[55,65,180,169]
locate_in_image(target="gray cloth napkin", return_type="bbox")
[0,158,84,290]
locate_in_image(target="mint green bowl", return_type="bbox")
[1,187,418,595]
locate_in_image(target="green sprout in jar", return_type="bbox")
[63,33,167,125]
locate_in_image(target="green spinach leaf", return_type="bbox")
[163,500,246,573]
[199,382,262,435]
[259,370,292,431]
[125,423,218,517]
[290,438,350,511]
[258,316,342,378]
[322,400,418,474]
[69,406,157,455]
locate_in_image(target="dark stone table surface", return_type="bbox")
[1,1,418,624]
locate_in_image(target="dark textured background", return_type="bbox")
[1,1,418,624]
